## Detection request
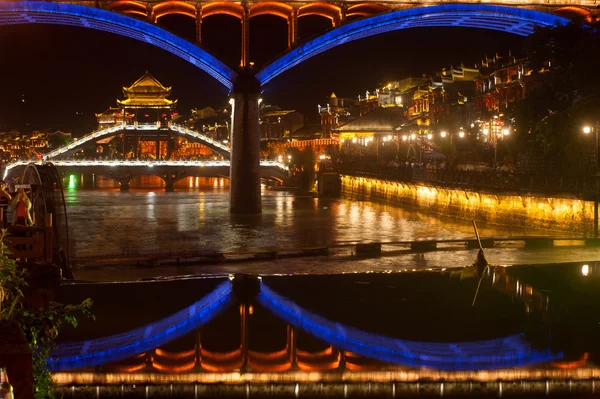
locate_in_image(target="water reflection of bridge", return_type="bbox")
[53,274,583,398]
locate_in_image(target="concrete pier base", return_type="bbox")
[229,73,261,214]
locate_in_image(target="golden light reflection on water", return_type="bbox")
[342,176,593,233]
[62,174,582,262]
[53,368,600,385]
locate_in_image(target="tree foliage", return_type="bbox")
[0,230,93,399]
[508,22,600,173]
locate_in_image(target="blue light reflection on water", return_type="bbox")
[257,283,562,370]
[50,280,233,371]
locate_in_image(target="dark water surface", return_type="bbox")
[55,180,600,397]
[63,178,600,281]
[66,178,575,260]
[56,264,600,398]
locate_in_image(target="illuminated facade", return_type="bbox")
[0,131,49,161]
[472,54,549,149]
[378,77,431,116]
[474,54,547,114]
[319,93,355,138]
[192,103,303,142]
[191,106,231,145]
[431,65,479,129]
[334,107,406,158]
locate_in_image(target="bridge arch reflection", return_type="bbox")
[51,276,562,373]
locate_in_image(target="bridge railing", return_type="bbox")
[339,163,600,196]
[169,124,231,153]
[42,123,232,163]
[43,123,125,160]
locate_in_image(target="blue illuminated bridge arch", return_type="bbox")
[0,1,237,89]
[257,4,569,86]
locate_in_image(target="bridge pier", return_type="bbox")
[230,73,261,214]
[118,179,131,192]
[164,174,175,192]
[82,173,94,189]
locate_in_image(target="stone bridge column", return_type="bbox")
[241,7,249,68]
[230,72,261,214]
[146,3,154,22]
[116,176,133,192]
[196,5,202,43]
[288,9,298,48]
[164,173,176,192]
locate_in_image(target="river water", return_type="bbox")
[54,178,600,397]
[63,177,600,281]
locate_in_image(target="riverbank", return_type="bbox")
[341,175,594,233]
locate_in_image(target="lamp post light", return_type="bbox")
[440,130,464,162]
[583,124,600,174]
[583,123,600,238]
[489,128,510,167]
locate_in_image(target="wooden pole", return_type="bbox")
[44,213,53,265]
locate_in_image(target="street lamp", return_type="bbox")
[440,130,463,161]
[489,128,510,167]
[583,123,600,238]
[583,124,599,173]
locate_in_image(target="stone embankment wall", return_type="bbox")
[341,175,593,233]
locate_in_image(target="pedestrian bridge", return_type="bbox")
[4,160,289,191]
[43,123,231,161]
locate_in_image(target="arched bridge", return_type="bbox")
[43,123,231,160]
[4,160,289,191]
[0,0,573,212]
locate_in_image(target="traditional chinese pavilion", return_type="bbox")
[95,72,179,159]
[117,72,177,126]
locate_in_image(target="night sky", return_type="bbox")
[0,14,523,133]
